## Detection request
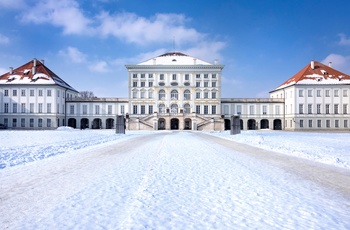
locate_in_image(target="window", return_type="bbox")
[172,74,176,80]
[212,82,216,87]
[308,120,312,128]
[237,105,242,115]
[141,91,145,98]
[159,90,165,100]
[47,89,52,96]
[317,90,321,97]
[160,74,164,80]
[170,104,178,114]
[38,118,42,127]
[4,103,8,113]
[196,92,200,99]
[12,118,17,127]
[47,103,52,113]
[345,120,348,128]
[325,90,330,97]
[133,81,137,87]
[13,89,17,96]
[326,120,330,128]
[21,89,26,96]
[141,74,145,78]
[47,119,51,128]
[196,74,200,78]
[83,105,87,115]
[275,105,280,115]
[334,104,339,114]
[57,104,59,114]
[335,120,339,128]
[308,90,312,97]
[212,92,216,99]
[184,104,190,113]
[300,120,304,128]
[204,82,208,87]
[30,103,34,113]
[212,105,216,114]
[159,104,165,113]
[249,105,254,115]
[196,82,200,87]
[141,105,145,114]
[121,105,125,114]
[30,119,34,128]
[325,104,330,114]
[317,120,321,128]
[204,105,209,114]
[343,90,348,97]
[149,91,153,99]
[149,73,153,78]
[30,89,34,96]
[133,73,137,78]
[308,104,312,114]
[149,105,153,114]
[95,105,100,115]
[298,90,303,97]
[108,105,112,115]
[317,104,321,114]
[149,82,153,87]
[184,90,191,100]
[4,89,8,96]
[196,105,201,114]
[21,118,25,127]
[57,90,60,97]
[132,105,137,114]
[70,105,75,114]
[171,90,178,100]
[204,74,208,78]
[13,103,17,113]
[185,74,189,80]
[298,104,303,114]
[334,90,339,97]
[39,90,43,96]
[38,103,43,113]
[204,92,208,98]
[21,103,26,113]
[212,74,216,78]
[262,105,267,115]
[133,91,137,98]
[344,104,348,114]
[141,82,145,87]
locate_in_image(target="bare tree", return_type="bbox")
[78,91,96,98]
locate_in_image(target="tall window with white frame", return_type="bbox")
[133,105,138,114]
[308,104,312,114]
[196,105,201,114]
[212,105,216,114]
[149,105,153,114]
[95,105,100,115]
[299,104,303,114]
[204,105,208,114]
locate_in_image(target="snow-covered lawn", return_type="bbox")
[1,129,350,229]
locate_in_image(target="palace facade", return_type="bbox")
[1,53,350,131]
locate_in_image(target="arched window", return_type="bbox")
[170,104,178,114]
[159,90,165,100]
[171,90,178,100]
[159,104,165,113]
[184,90,191,100]
[184,103,191,113]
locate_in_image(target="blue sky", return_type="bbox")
[1,0,350,98]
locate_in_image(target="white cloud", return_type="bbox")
[89,61,109,73]
[184,41,226,64]
[59,46,87,63]
[0,0,26,9]
[96,12,204,45]
[20,0,92,35]
[338,33,350,46]
[0,34,10,44]
[322,53,350,74]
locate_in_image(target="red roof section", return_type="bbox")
[275,61,350,90]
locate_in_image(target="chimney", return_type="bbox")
[329,62,332,67]
[311,60,315,70]
[32,58,37,75]
[9,67,13,74]
[193,58,197,65]
[41,59,45,65]
[214,59,218,65]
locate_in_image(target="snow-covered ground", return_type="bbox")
[1,129,350,229]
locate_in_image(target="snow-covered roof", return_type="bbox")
[0,59,78,92]
[272,61,350,92]
[138,52,214,65]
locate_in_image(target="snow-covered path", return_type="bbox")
[1,131,350,229]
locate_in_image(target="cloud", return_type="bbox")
[96,12,204,45]
[20,0,92,35]
[89,61,109,73]
[338,33,350,46]
[0,34,10,44]
[0,0,26,9]
[184,41,226,64]
[59,46,87,63]
[322,53,350,74]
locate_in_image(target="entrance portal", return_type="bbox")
[171,118,179,130]
[158,118,166,130]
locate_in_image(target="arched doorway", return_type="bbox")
[158,118,166,130]
[248,119,256,130]
[224,119,230,130]
[184,118,192,130]
[80,118,89,129]
[92,118,102,129]
[106,118,114,129]
[260,119,269,129]
[274,119,282,130]
[68,118,76,128]
[171,118,179,130]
